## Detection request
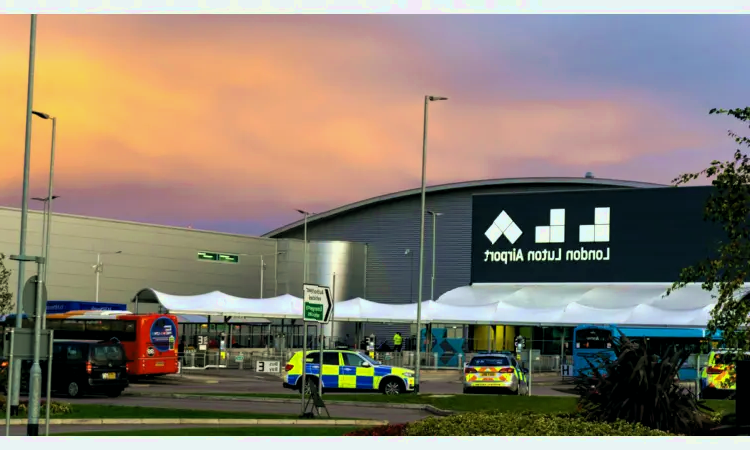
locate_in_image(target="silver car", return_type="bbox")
[462,353,529,395]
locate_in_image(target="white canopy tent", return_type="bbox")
[434,283,748,327]
[137,289,304,319]
[134,282,748,328]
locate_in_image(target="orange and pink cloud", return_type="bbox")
[0,15,739,234]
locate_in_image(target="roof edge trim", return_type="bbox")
[263,177,667,238]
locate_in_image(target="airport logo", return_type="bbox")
[533,207,611,244]
[484,211,523,245]
[483,207,611,265]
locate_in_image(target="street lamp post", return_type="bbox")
[427,211,442,301]
[240,252,284,298]
[295,209,313,283]
[260,255,265,298]
[415,95,447,395]
[94,251,122,303]
[31,111,57,290]
[404,249,414,303]
[10,12,38,429]
[295,209,313,415]
[31,195,58,283]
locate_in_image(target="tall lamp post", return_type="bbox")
[93,250,122,303]
[415,95,447,395]
[31,194,58,330]
[260,252,285,298]
[239,252,286,298]
[295,209,313,413]
[31,110,57,287]
[9,13,38,423]
[404,249,414,303]
[30,196,58,282]
[427,211,442,301]
[295,209,313,284]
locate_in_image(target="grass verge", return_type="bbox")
[187,393,736,416]
[64,404,309,419]
[54,426,360,436]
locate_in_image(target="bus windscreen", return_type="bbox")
[575,328,612,349]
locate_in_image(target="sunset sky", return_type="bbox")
[1,14,748,235]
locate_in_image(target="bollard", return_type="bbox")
[457,353,463,371]
[433,352,438,369]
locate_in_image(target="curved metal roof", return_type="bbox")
[262,176,667,238]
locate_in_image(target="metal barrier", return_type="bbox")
[179,349,292,374]
[178,348,571,374]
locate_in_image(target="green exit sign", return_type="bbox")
[197,251,218,261]
[218,253,239,263]
[197,252,240,263]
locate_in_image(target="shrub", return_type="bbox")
[0,395,74,415]
[574,336,715,435]
[344,423,408,436]
[405,411,672,436]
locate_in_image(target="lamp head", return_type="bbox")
[32,110,51,120]
[428,96,448,102]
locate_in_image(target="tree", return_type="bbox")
[667,107,750,349]
[0,253,13,316]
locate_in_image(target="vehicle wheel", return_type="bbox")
[462,386,470,394]
[67,381,83,398]
[105,389,123,398]
[381,378,405,395]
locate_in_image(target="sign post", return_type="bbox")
[301,284,333,417]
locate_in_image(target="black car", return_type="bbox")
[50,339,129,398]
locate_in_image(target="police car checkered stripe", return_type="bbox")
[286,360,409,390]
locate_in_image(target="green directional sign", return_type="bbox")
[304,302,325,322]
[197,251,240,263]
[218,253,239,263]
[197,251,218,261]
[303,284,333,323]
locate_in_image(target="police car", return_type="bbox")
[283,349,415,395]
[700,349,750,398]
[463,352,529,395]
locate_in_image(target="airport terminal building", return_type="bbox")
[0,176,724,360]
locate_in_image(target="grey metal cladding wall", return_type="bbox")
[274,239,366,301]
[0,208,278,308]
[274,182,647,342]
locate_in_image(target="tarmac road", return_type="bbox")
[124,370,576,397]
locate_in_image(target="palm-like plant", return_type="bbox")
[574,335,715,435]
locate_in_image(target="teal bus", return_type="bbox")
[572,324,720,381]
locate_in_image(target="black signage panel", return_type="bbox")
[471,186,723,283]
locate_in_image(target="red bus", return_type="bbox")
[42,311,179,378]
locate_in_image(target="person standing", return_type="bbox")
[393,332,403,353]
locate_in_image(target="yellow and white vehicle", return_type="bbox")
[463,352,529,395]
[700,349,750,397]
[283,349,415,395]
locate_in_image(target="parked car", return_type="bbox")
[463,352,529,395]
[51,339,130,398]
